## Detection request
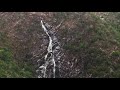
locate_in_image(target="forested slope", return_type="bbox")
[0,12,120,78]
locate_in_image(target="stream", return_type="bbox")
[36,20,61,78]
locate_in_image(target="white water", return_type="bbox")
[36,20,60,78]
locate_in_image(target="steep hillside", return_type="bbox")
[0,12,120,78]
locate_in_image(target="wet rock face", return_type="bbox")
[0,12,86,78]
[35,20,62,78]
[2,12,119,78]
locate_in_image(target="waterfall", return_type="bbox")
[36,20,61,78]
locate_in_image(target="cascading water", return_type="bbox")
[36,20,61,78]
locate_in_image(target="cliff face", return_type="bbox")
[0,12,120,78]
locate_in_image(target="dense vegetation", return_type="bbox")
[0,50,34,78]
[0,26,35,78]
[0,12,120,78]
[60,13,120,77]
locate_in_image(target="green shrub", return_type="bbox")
[111,51,120,57]
[0,59,34,78]
[0,47,35,78]
[0,47,13,61]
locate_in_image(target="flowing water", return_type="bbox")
[36,20,61,78]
